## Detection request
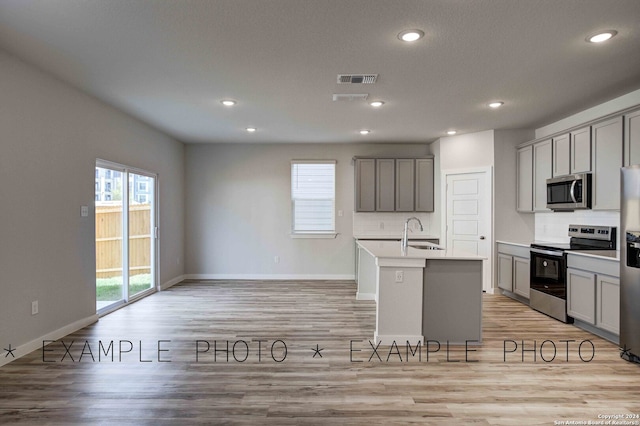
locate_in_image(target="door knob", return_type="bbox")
[479,236,485,240]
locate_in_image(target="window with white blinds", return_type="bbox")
[291,161,336,234]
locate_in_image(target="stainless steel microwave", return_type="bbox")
[546,173,592,211]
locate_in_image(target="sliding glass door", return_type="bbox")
[128,172,155,298]
[95,161,157,314]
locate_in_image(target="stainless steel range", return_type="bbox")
[529,225,616,323]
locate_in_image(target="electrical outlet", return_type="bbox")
[31,300,39,315]
[379,222,384,230]
[80,205,89,217]
[395,271,404,283]
[274,256,280,264]
[337,210,343,217]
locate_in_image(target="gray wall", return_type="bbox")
[184,143,429,278]
[431,129,535,290]
[493,129,535,244]
[0,50,185,351]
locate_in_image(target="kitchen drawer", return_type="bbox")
[567,254,619,278]
[497,242,530,258]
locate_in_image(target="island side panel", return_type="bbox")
[356,246,377,301]
[423,259,483,344]
[376,267,424,344]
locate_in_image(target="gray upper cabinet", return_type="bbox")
[570,126,591,173]
[354,159,376,212]
[415,158,434,212]
[625,108,640,167]
[552,133,570,177]
[516,146,533,212]
[355,157,434,213]
[533,139,552,211]
[376,159,396,212]
[592,116,623,210]
[395,159,415,211]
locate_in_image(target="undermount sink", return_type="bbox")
[409,244,443,250]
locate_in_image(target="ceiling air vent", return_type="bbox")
[337,74,378,84]
[332,94,369,102]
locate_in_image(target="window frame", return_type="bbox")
[290,160,337,239]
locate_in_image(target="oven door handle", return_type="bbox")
[569,180,577,203]
[530,248,565,257]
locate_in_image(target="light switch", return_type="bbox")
[81,206,89,217]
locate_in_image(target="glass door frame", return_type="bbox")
[96,159,158,315]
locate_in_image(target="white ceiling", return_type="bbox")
[1,0,640,144]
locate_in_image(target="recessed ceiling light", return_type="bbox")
[359,130,371,135]
[447,130,457,135]
[246,127,257,133]
[398,29,424,42]
[221,100,236,106]
[488,101,504,109]
[369,101,385,108]
[587,30,617,43]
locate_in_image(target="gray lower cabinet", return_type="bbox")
[513,256,530,299]
[596,275,620,334]
[567,268,596,324]
[625,108,640,167]
[592,116,623,210]
[395,159,415,211]
[567,254,620,339]
[354,159,376,212]
[376,159,395,212]
[497,253,513,292]
[497,243,531,301]
[415,158,434,212]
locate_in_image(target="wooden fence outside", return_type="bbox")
[96,204,151,279]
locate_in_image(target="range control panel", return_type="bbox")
[568,225,616,241]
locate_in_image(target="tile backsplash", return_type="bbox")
[353,212,436,238]
[535,211,620,248]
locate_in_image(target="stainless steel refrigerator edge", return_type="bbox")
[620,165,640,364]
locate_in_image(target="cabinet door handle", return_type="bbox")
[480,236,486,240]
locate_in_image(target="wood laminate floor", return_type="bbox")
[1,280,639,425]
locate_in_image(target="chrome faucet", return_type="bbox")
[402,217,424,253]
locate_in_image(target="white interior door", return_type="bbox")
[445,169,492,292]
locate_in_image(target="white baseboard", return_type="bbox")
[184,274,356,281]
[356,292,376,301]
[161,274,186,290]
[0,314,99,367]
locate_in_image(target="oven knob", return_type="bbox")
[543,260,548,267]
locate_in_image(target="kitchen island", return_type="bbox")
[356,240,484,345]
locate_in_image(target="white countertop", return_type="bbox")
[496,240,532,248]
[357,240,485,261]
[497,240,620,261]
[568,250,620,261]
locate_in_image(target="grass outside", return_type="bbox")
[96,274,152,301]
